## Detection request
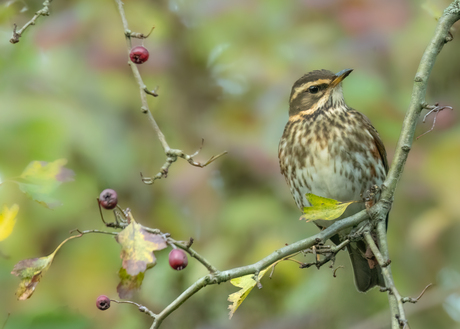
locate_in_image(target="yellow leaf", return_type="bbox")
[11,235,80,300]
[0,204,19,241]
[115,213,167,298]
[228,267,270,319]
[301,193,357,222]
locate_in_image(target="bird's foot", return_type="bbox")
[362,185,380,210]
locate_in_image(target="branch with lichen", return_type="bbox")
[10,0,53,44]
[114,0,227,184]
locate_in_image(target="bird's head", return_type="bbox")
[288,68,353,117]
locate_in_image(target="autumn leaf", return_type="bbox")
[117,268,145,299]
[115,215,167,298]
[12,159,75,209]
[0,204,19,241]
[11,235,80,300]
[228,267,270,319]
[301,193,357,222]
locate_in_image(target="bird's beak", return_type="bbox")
[330,68,353,88]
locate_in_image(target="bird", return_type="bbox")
[278,69,388,292]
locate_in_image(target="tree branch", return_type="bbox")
[9,0,53,44]
[114,0,227,184]
[366,3,460,328]
[364,230,408,328]
[381,0,460,203]
[148,210,369,328]
[146,2,460,327]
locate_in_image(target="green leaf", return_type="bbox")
[11,235,80,300]
[228,267,270,319]
[301,193,357,222]
[13,159,75,209]
[115,213,167,298]
[0,204,19,241]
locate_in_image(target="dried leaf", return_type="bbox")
[301,193,357,222]
[115,214,167,298]
[13,159,75,208]
[11,235,80,300]
[0,204,19,241]
[228,267,270,319]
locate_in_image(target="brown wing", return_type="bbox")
[354,110,389,174]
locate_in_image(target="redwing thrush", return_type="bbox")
[278,69,388,292]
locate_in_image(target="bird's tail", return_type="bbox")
[347,240,385,292]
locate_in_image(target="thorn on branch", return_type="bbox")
[417,103,453,139]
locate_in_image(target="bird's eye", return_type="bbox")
[308,86,319,94]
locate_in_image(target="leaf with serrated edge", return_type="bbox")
[301,193,357,222]
[13,159,75,208]
[116,217,167,276]
[11,235,80,300]
[228,267,270,319]
[115,214,167,298]
[0,204,19,241]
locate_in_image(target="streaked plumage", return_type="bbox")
[278,69,388,292]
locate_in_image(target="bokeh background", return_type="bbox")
[1,0,460,328]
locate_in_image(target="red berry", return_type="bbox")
[169,249,188,270]
[129,46,149,64]
[96,295,111,310]
[99,189,118,210]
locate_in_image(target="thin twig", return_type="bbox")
[10,0,53,44]
[1,313,10,329]
[141,143,228,184]
[167,238,219,273]
[300,239,350,269]
[364,231,408,328]
[416,104,453,139]
[111,299,157,318]
[114,0,227,184]
[126,26,156,39]
[401,283,433,303]
[148,211,368,329]
[333,266,344,278]
[69,228,119,236]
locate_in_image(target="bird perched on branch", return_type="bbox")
[278,69,388,292]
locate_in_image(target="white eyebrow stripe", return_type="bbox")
[290,78,332,102]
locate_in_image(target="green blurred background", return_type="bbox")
[1,0,460,328]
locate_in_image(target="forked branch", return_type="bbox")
[114,0,226,184]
